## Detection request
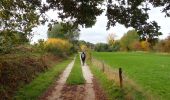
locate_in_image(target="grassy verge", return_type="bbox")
[14,58,73,100]
[88,61,125,100]
[66,55,85,85]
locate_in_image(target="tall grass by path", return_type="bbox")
[66,55,85,85]
[15,58,73,100]
[93,52,170,99]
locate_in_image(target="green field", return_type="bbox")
[93,52,170,99]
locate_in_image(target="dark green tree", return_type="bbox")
[1,0,170,37]
[0,0,42,53]
[1,0,170,53]
[45,0,168,39]
[0,0,42,34]
[95,43,109,52]
[48,22,80,42]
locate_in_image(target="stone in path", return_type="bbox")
[45,58,75,100]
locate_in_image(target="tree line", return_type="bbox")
[92,30,170,53]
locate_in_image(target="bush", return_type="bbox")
[0,30,29,54]
[45,38,73,56]
[0,56,47,99]
[94,43,109,52]
[33,39,46,54]
[154,36,170,53]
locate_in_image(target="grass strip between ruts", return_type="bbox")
[66,55,85,85]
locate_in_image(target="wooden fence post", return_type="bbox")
[119,68,123,88]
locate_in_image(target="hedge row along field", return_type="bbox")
[93,52,170,100]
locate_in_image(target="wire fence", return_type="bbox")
[91,57,155,100]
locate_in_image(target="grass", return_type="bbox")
[88,61,125,100]
[66,55,85,85]
[93,52,170,99]
[14,58,73,100]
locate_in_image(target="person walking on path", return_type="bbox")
[81,52,86,66]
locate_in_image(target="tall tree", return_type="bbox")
[1,0,169,36]
[0,0,42,34]
[46,0,167,39]
[120,30,139,51]
[48,22,80,42]
[107,33,116,46]
[155,35,170,52]
[0,0,43,53]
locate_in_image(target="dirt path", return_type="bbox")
[81,63,95,100]
[40,55,106,100]
[41,58,75,100]
[59,55,96,100]
[59,84,86,100]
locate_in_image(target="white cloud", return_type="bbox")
[79,12,133,44]
[148,7,170,39]
[31,23,48,44]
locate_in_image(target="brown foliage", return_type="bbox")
[154,36,170,53]
[140,41,150,51]
[0,54,60,99]
[131,41,142,51]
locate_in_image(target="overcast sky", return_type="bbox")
[32,6,170,44]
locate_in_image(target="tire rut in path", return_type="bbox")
[80,55,95,100]
[82,64,96,100]
[44,58,75,100]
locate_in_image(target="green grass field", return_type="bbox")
[66,55,85,85]
[15,58,72,100]
[93,52,170,99]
